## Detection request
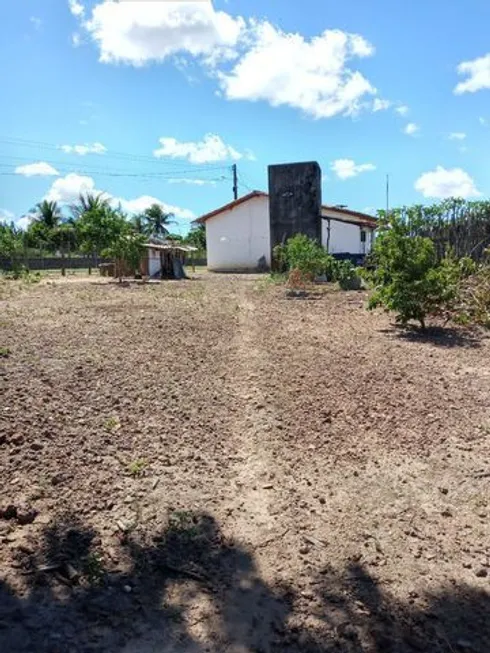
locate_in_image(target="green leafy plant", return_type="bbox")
[104,416,121,432]
[333,260,362,290]
[367,213,461,328]
[0,347,10,358]
[84,552,105,585]
[127,459,147,477]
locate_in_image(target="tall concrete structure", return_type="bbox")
[268,161,322,257]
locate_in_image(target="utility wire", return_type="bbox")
[0,136,231,170]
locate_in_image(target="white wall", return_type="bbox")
[148,249,161,276]
[321,212,374,255]
[206,196,271,271]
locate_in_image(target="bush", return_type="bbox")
[273,234,328,279]
[367,214,461,328]
[455,263,490,327]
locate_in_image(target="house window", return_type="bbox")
[360,230,367,243]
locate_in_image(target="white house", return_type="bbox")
[195,191,377,272]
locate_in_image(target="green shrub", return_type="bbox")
[273,234,327,279]
[274,234,339,279]
[333,260,362,290]
[367,214,461,328]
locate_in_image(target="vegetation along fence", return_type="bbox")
[382,199,490,261]
[0,256,107,272]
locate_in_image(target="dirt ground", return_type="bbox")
[1,273,489,653]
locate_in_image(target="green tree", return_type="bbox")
[102,229,146,282]
[71,192,110,220]
[24,200,63,252]
[143,204,174,239]
[185,224,206,251]
[76,203,127,261]
[0,222,24,274]
[131,214,148,236]
[367,211,460,329]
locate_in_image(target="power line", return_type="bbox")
[0,135,232,170]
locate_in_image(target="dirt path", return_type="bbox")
[1,274,489,653]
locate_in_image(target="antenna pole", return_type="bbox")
[232,164,238,200]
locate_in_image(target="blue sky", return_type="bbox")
[1,0,490,234]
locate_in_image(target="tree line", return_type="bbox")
[0,193,206,274]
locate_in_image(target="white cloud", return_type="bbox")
[69,0,85,18]
[330,158,376,180]
[30,16,42,30]
[448,132,466,141]
[455,53,490,94]
[81,0,244,66]
[44,173,194,220]
[372,98,391,112]
[414,166,481,199]
[0,208,15,222]
[72,32,82,47]
[73,2,383,121]
[479,116,487,126]
[59,142,107,155]
[217,23,376,119]
[154,133,243,163]
[45,173,99,203]
[404,122,419,136]
[15,162,59,177]
[167,178,217,186]
[395,105,409,116]
[113,195,195,221]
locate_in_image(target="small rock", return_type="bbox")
[299,546,310,555]
[0,505,18,520]
[262,484,274,490]
[318,497,326,505]
[11,434,24,446]
[439,487,448,495]
[30,441,43,451]
[475,568,488,578]
[123,585,132,593]
[51,474,64,486]
[17,506,38,525]
[441,508,453,518]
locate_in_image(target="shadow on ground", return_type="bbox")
[0,511,488,652]
[381,324,483,349]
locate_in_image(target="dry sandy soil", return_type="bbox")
[0,273,489,653]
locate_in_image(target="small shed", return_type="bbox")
[141,242,197,279]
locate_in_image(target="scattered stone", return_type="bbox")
[11,434,24,446]
[475,568,488,578]
[439,487,449,495]
[0,505,18,520]
[16,506,38,525]
[263,484,274,490]
[318,497,326,505]
[441,508,453,518]
[123,585,132,593]
[299,546,310,555]
[30,441,43,451]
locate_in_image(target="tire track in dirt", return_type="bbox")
[225,280,279,549]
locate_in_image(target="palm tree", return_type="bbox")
[143,204,174,239]
[71,192,110,219]
[132,214,148,236]
[34,200,62,230]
